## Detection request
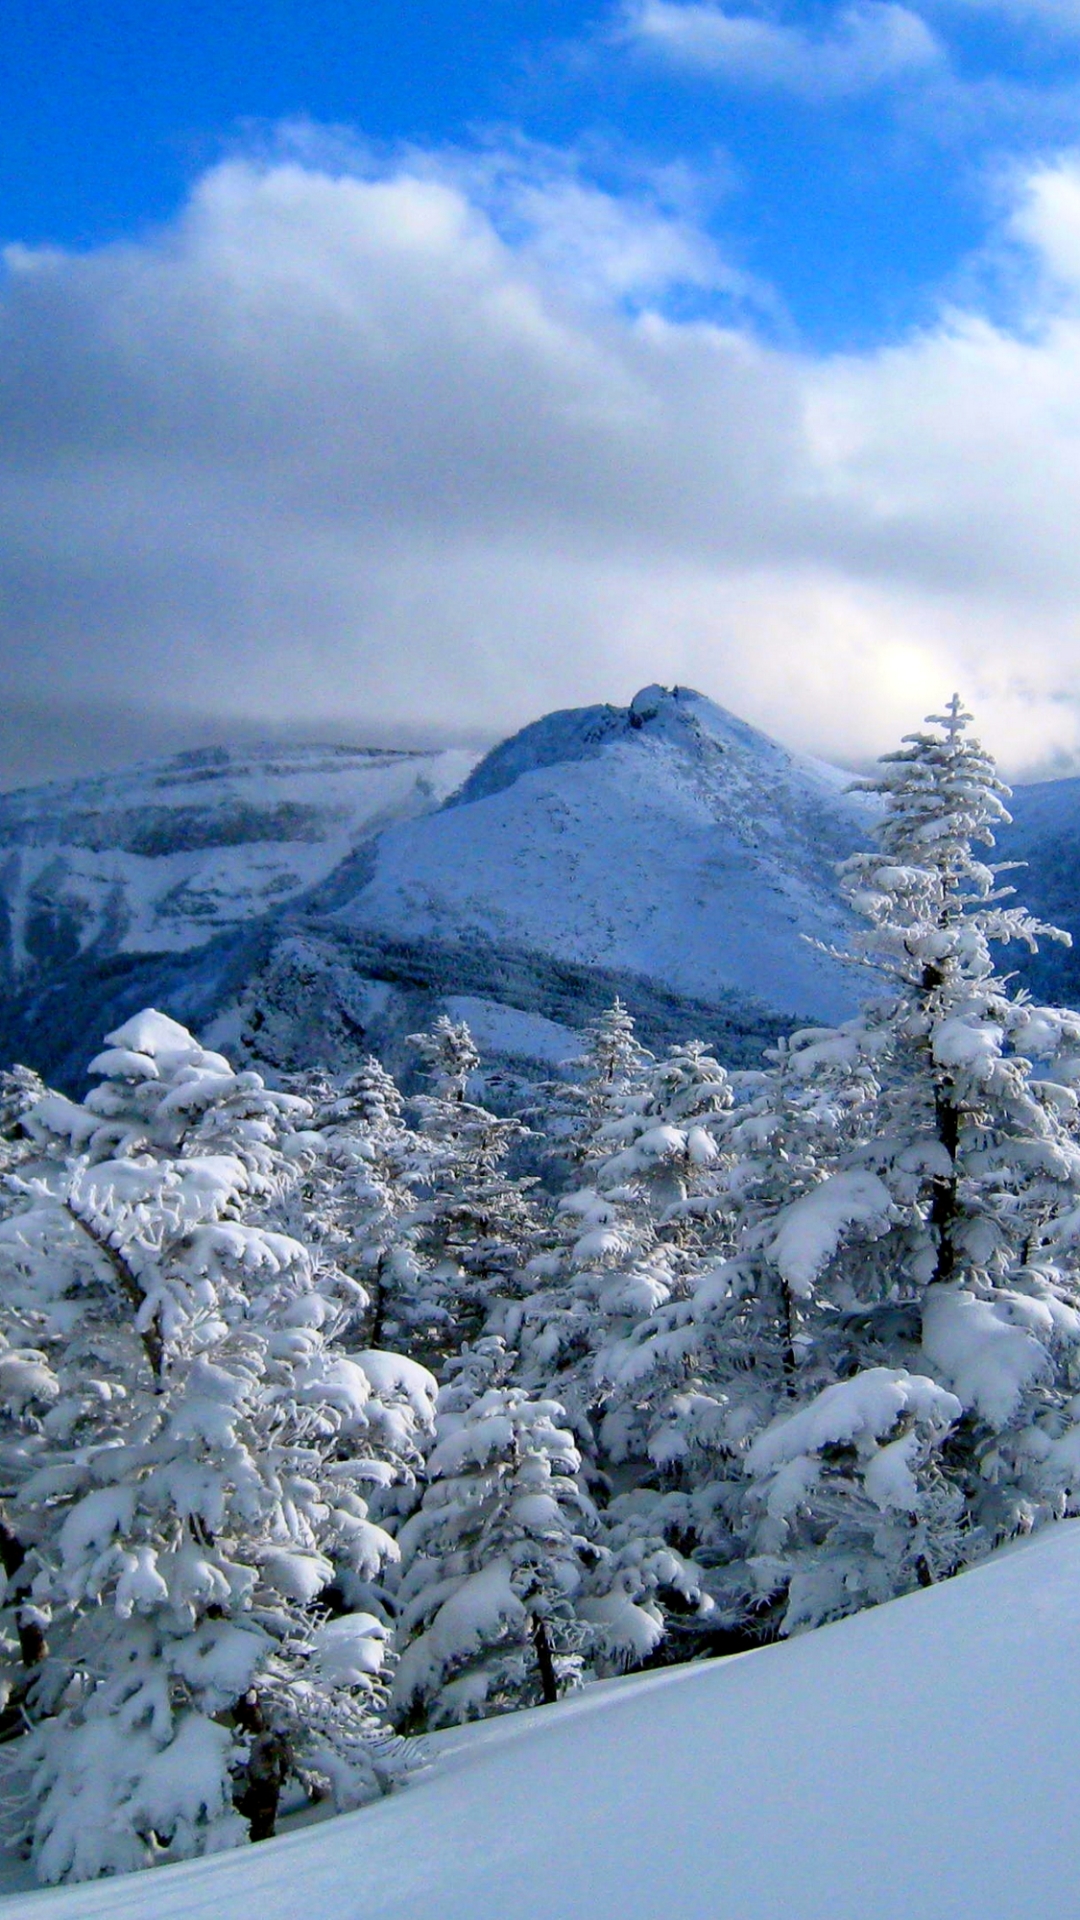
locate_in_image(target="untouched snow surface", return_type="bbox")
[10,1519,1080,1918]
[339,685,877,1022]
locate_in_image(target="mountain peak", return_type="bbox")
[446,683,803,814]
[341,687,877,1024]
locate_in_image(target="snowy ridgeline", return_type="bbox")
[0,687,876,1094]
[0,740,477,969]
[9,700,1080,1890]
[6,683,1080,1098]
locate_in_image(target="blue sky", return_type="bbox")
[4,2,1080,779]
[7,0,1080,346]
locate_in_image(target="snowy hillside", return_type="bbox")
[336,684,878,1026]
[11,1519,1080,1919]
[0,742,476,971]
[996,778,1080,1007]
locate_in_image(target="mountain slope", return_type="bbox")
[0,741,477,973]
[10,689,1076,1094]
[12,1519,1080,1918]
[335,684,877,1026]
[996,778,1080,1007]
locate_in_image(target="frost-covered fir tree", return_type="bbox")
[270,1056,443,1361]
[715,700,1080,1632]
[402,1018,539,1364]
[501,1026,728,1659]
[390,1386,601,1728]
[0,1012,435,1883]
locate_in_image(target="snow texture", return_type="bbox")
[10,1520,1080,1918]
[921,1285,1052,1428]
[766,1171,893,1297]
[746,1369,961,1474]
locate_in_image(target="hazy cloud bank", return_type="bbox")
[3,143,1080,781]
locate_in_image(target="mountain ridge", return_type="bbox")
[3,687,1079,1090]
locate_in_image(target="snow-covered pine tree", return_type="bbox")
[269,1056,443,1361]
[507,1003,666,1434]
[402,1017,539,1366]
[0,1012,435,1883]
[501,1029,729,1662]
[390,1385,601,1729]
[722,699,1080,1633]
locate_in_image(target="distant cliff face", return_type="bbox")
[0,741,478,982]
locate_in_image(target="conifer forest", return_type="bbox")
[6,701,1080,1885]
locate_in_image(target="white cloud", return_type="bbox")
[5,144,1080,776]
[622,1,944,98]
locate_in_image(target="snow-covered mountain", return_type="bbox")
[333,683,877,1026]
[0,741,478,1085]
[0,741,476,970]
[11,1517,1080,1918]
[8,683,1079,1091]
[0,688,879,1087]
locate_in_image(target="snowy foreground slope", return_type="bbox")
[338,684,876,1025]
[11,1520,1080,1920]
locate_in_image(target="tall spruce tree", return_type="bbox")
[717,700,1080,1631]
[403,1018,539,1367]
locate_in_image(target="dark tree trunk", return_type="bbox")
[233,1690,292,1842]
[920,961,961,1288]
[0,1512,46,1740]
[778,1276,798,1394]
[0,1513,47,1670]
[367,1260,388,1349]
[930,1087,960,1285]
[531,1616,558,1705]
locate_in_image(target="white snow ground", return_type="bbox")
[8,1518,1080,1919]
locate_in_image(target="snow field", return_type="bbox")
[9,1519,1080,1920]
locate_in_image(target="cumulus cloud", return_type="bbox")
[622,1,944,97]
[4,141,1080,779]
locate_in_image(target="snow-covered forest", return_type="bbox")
[6,699,1080,1889]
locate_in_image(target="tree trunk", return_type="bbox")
[778,1275,798,1394]
[531,1616,558,1705]
[234,1690,292,1842]
[0,1513,47,1670]
[921,961,961,1288]
[929,1086,960,1286]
